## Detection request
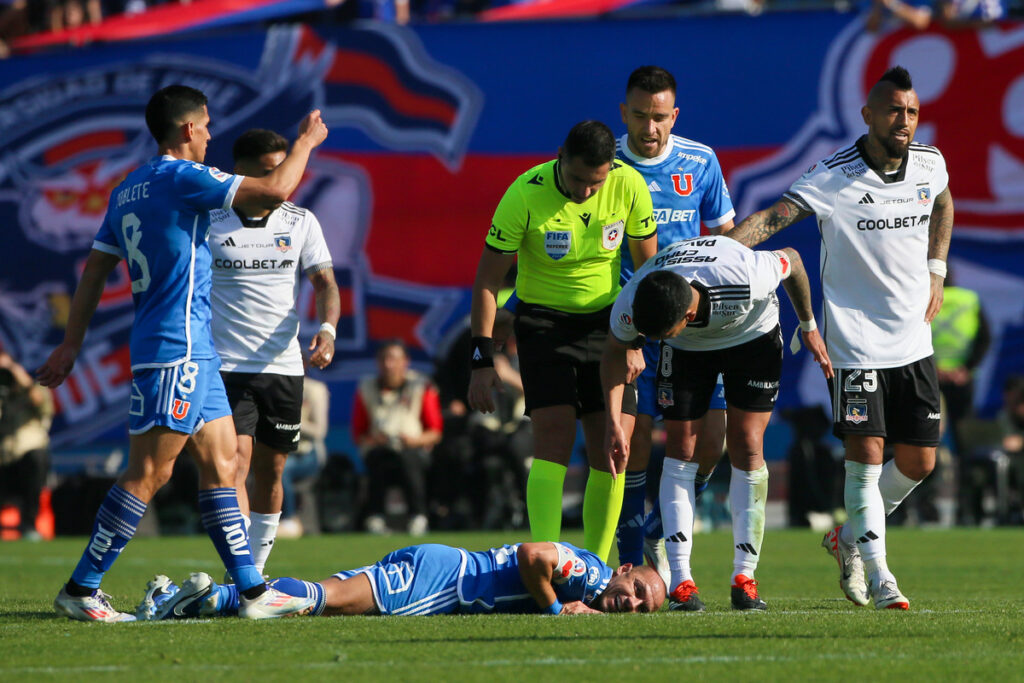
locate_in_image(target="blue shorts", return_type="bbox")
[128,358,232,435]
[637,341,726,417]
[334,544,462,616]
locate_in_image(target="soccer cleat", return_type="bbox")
[870,578,909,610]
[642,536,671,591]
[135,575,179,621]
[731,574,767,611]
[239,586,316,619]
[667,580,705,612]
[821,525,870,606]
[154,572,220,620]
[54,585,137,623]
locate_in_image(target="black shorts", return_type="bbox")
[221,372,303,452]
[827,356,941,446]
[514,303,636,417]
[656,326,783,421]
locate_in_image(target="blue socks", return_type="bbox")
[71,486,146,589]
[643,495,663,541]
[198,488,263,592]
[213,577,326,617]
[616,471,647,566]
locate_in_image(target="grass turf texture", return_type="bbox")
[1,529,1022,681]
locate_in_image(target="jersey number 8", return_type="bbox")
[121,212,152,294]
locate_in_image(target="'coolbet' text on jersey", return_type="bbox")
[209,203,333,375]
[336,542,612,615]
[610,236,787,352]
[486,159,655,314]
[784,136,949,369]
[616,134,735,279]
[92,156,242,370]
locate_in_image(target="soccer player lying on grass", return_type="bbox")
[139,541,666,619]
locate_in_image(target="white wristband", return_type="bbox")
[928,259,947,279]
[799,319,817,333]
[319,322,336,339]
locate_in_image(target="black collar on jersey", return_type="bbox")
[856,135,908,184]
[691,280,711,327]
[233,208,272,228]
[552,160,573,200]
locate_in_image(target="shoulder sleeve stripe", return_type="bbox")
[824,148,859,168]
[910,145,941,156]
[485,243,517,255]
[783,191,813,213]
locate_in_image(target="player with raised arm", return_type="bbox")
[138,539,665,619]
[601,237,831,611]
[613,66,736,580]
[728,66,954,610]
[468,121,657,562]
[39,85,327,622]
[210,129,339,573]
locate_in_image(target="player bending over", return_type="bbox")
[138,541,666,619]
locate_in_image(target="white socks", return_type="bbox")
[248,511,281,575]
[660,458,698,589]
[730,464,768,580]
[843,461,893,583]
[878,459,922,515]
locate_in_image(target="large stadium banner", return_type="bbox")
[1,15,1022,447]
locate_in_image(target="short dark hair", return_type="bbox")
[376,338,408,358]
[144,85,208,144]
[626,66,676,97]
[632,270,692,339]
[878,66,913,91]
[562,120,616,168]
[232,129,288,164]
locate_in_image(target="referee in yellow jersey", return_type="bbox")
[468,120,657,562]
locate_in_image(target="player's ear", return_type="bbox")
[861,105,872,126]
[614,563,633,575]
[181,120,195,142]
[619,102,628,125]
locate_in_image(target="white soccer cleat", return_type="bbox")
[154,572,220,620]
[821,525,870,606]
[870,578,910,610]
[54,585,137,623]
[135,574,180,621]
[643,535,671,592]
[239,587,315,619]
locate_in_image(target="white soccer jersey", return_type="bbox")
[610,236,785,352]
[209,202,333,375]
[785,137,949,369]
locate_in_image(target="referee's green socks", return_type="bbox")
[527,459,567,542]
[583,468,626,564]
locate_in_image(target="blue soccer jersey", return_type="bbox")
[339,542,613,616]
[616,134,735,279]
[92,156,242,370]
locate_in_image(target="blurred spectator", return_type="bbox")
[277,373,331,538]
[431,305,531,530]
[326,0,409,24]
[995,376,1024,522]
[0,0,29,57]
[0,349,54,540]
[353,339,442,535]
[932,268,990,457]
[867,0,1004,31]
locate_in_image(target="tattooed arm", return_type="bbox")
[925,187,954,323]
[729,196,813,248]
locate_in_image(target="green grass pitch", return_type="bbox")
[1,528,1022,681]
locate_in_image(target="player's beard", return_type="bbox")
[882,130,911,158]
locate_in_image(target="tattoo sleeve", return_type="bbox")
[779,248,815,322]
[928,187,954,261]
[730,197,812,248]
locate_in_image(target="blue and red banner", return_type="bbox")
[1,14,1022,448]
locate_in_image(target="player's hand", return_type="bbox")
[802,329,833,379]
[624,347,646,384]
[36,343,78,388]
[604,421,630,478]
[298,109,328,148]
[925,272,944,323]
[468,367,501,413]
[308,332,335,369]
[560,600,601,615]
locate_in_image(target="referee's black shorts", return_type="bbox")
[514,302,636,417]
